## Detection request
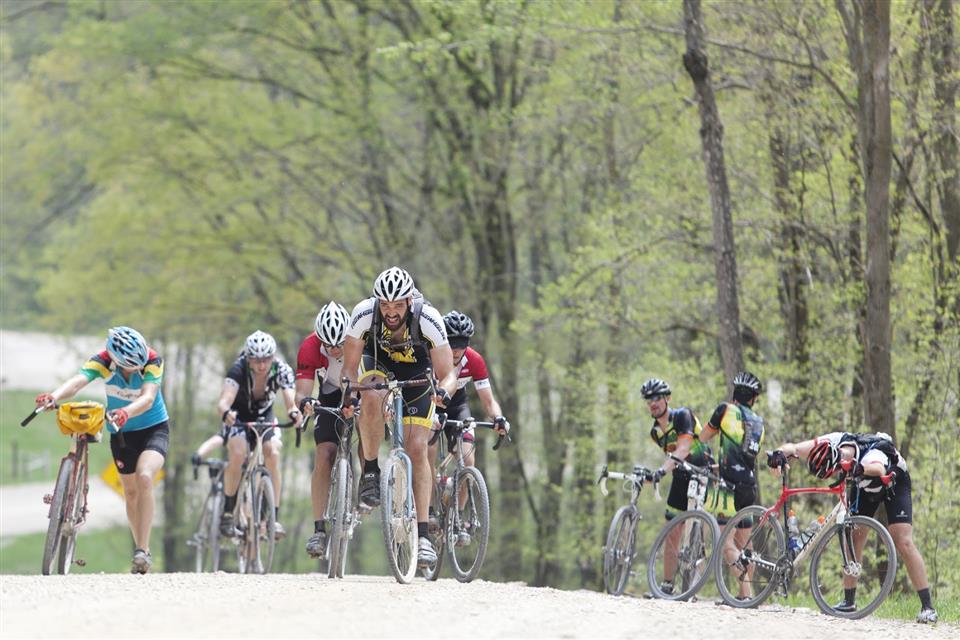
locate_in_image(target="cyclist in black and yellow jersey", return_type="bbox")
[340,267,458,568]
[699,370,764,601]
[641,378,712,595]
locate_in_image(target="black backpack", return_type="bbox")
[840,432,900,469]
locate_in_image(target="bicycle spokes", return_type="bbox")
[715,506,785,608]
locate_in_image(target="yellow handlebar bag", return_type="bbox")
[57,402,106,437]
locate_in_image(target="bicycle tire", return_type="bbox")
[809,515,897,619]
[421,478,446,581]
[713,505,785,608]
[380,453,418,584]
[327,458,350,579]
[647,510,720,601]
[252,471,276,574]
[335,463,353,579]
[235,481,254,574]
[208,492,224,572]
[193,491,215,573]
[57,454,87,574]
[602,505,639,596]
[447,467,490,583]
[42,457,74,576]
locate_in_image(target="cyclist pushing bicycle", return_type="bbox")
[34,326,168,574]
[340,267,459,568]
[769,432,938,624]
[640,378,713,596]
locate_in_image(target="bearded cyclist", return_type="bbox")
[294,301,353,558]
[640,377,712,596]
[768,433,937,623]
[340,267,458,567]
[217,330,302,539]
[35,326,168,574]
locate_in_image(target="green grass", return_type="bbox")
[0,389,113,485]
[781,591,959,623]
[0,526,141,574]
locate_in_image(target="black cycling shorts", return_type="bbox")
[359,351,434,429]
[852,471,913,525]
[665,470,694,515]
[313,389,345,446]
[111,422,169,474]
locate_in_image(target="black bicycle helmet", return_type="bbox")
[641,378,671,400]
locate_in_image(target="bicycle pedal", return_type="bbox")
[43,494,53,505]
[75,559,86,567]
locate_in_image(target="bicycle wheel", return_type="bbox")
[327,458,349,579]
[193,491,215,573]
[208,492,224,572]
[809,515,897,619]
[42,457,74,576]
[603,505,639,596]
[380,453,418,584]
[714,505,785,608]
[647,510,720,600]
[421,478,446,581]
[57,454,87,574]
[235,481,254,574]
[252,471,277,574]
[447,467,490,583]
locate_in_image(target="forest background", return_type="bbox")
[1,0,957,607]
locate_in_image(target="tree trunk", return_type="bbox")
[853,0,895,438]
[682,0,744,386]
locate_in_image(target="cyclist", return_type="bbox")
[699,370,765,601]
[340,267,459,567]
[217,330,301,540]
[34,326,168,574]
[640,377,712,595]
[768,432,938,623]
[431,310,510,544]
[294,301,352,558]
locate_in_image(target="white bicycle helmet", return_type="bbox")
[106,326,149,369]
[373,266,415,301]
[244,330,277,358]
[314,301,350,346]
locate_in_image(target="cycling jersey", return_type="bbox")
[347,296,447,378]
[706,401,765,485]
[814,431,908,494]
[80,349,168,432]
[224,356,294,422]
[295,333,346,395]
[649,407,711,466]
[447,347,491,409]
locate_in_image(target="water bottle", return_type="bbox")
[441,476,454,507]
[787,510,801,552]
[801,515,826,546]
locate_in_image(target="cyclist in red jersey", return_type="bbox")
[294,301,352,558]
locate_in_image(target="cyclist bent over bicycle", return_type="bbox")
[340,267,458,567]
[35,326,168,574]
[217,331,302,539]
[295,301,352,558]
[640,378,712,595]
[769,432,937,623]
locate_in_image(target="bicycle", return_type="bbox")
[713,452,898,619]
[22,401,115,575]
[187,456,226,572]
[223,418,296,574]
[646,454,728,601]
[421,415,507,583]
[298,402,368,579]
[598,463,661,596]
[346,372,437,584]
